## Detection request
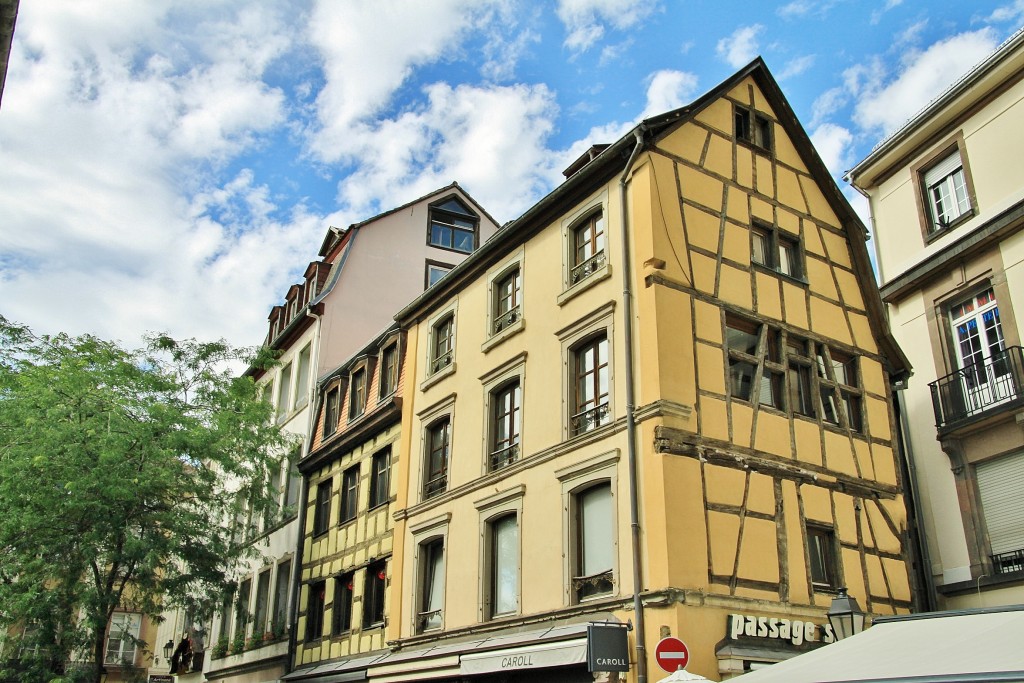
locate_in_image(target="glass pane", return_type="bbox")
[493,516,518,614]
[430,223,451,248]
[580,485,613,575]
[751,231,768,265]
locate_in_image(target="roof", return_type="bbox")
[394,58,910,380]
[727,605,1024,683]
[847,26,1024,188]
[0,0,18,109]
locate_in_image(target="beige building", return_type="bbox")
[847,28,1024,609]
[151,185,496,683]
[289,59,913,683]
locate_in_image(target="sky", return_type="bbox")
[1,0,1022,350]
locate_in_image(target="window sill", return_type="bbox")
[923,210,974,244]
[481,318,525,353]
[338,517,356,529]
[752,262,808,286]
[420,361,456,392]
[557,263,612,307]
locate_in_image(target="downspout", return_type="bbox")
[284,305,323,674]
[620,126,648,683]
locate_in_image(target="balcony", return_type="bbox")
[929,346,1024,431]
[992,549,1024,575]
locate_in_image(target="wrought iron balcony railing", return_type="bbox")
[570,402,610,436]
[570,250,606,285]
[929,346,1024,430]
[488,444,519,471]
[992,549,1024,575]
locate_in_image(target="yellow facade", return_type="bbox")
[291,60,912,683]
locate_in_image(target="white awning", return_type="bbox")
[727,606,1024,683]
[459,637,588,675]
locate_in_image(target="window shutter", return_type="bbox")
[923,150,962,187]
[976,451,1024,555]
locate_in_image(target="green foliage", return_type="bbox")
[0,317,295,682]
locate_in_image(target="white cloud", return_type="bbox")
[777,0,837,19]
[0,1,318,345]
[779,54,816,80]
[894,19,929,47]
[641,70,699,118]
[983,0,1024,22]
[329,82,561,223]
[556,0,659,52]
[810,123,854,175]
[716,25,763,68]
[852,28,999,134]
[809,86,847,128]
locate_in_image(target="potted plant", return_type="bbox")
[229,631,246,655]
[211,636,229,659]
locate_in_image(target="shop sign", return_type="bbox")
[460,638,587,675]
[587,623,630,672]
[728,613,835,646]
[149,677,174,683]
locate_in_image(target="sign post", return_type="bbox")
[654,636,690,673]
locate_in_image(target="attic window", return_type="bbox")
[428,197,478,254]
[735,105,772,152]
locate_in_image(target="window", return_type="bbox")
[493,267,521,334]
[283,454,301,514]
[324,386,340,438]
[272,559,291,632]
[570,211,606,286]
[429,197,478,253]
[735,105,772,151]
[426,263,451,288]
[923,148,971,232]
[489,380,521,471]
[751,221,801,278]
[430,315,455,376]
[424,418,450,499]
[786,336,815,417]
[349,368,366,419]
[305,581,325,642]
[104,613,141,666]
[276,362,292,423]
[418,539,445,632]
[363,561,387,628]
[253,569,271,636]
[573,483,614,601]
[235,577,252,638]
[341,465,359,524]
[369,448,391,509]
[333,574,353,635]
[948,288,1010,410]
[380,344,398,398]
[976,450,1024,574]
[313,479,332,536]
[725,318,774,404]
[487,514,519,618]
[294,345,311,409]
[807,526,838,590]
[571,334,610,436]
[816,346,863,432]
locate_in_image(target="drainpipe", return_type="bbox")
[284,305,323,674]
[620,126,648,683]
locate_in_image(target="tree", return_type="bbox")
[0,317,294,682]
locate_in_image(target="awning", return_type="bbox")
[460,637,587,675]
[727,605,1024,683]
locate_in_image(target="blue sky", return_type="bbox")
[1,0,1021,348]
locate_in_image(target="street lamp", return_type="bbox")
[163,639,175,660]
[827,587,866,641]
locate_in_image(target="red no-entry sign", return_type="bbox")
[654,636,690,673]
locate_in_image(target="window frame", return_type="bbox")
[379,341,399,399]
[750,219,803,280]
[276,362,293,423]
[253,568,272,636]
[323,385,341,438]
[305,580,326,643]
[558,194,611,304]
[807,525,839,591]
[272,558,291,633]
[332,573,354,636]
[340,465,359,525]
[912,133,977,241]
[558,302,615,440]
[427,196,480,254]
[425,260,454,289]
[362,561,387,628]
[294,344,312,410]
[423,304,458,388]
[734,103,773,152]
[423,417,451,500]
[369,447,391,509]
[104,612,142,667]
[349,366,367,420]
[312,478,332,537]
[570,333,610,437]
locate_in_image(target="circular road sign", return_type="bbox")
[654,636,690,673]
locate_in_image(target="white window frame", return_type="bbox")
[483,248,526,351]
[558,192,611,305]
[104,612,142,667]
[422,302,458,389]
[474,485,525,621]
[556,451,619,606]
[417,394,457,501]
[409,513,451,633]
[480,352,527,475]
[557,302,616,440]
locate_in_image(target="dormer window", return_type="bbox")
[428,197,478,254]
